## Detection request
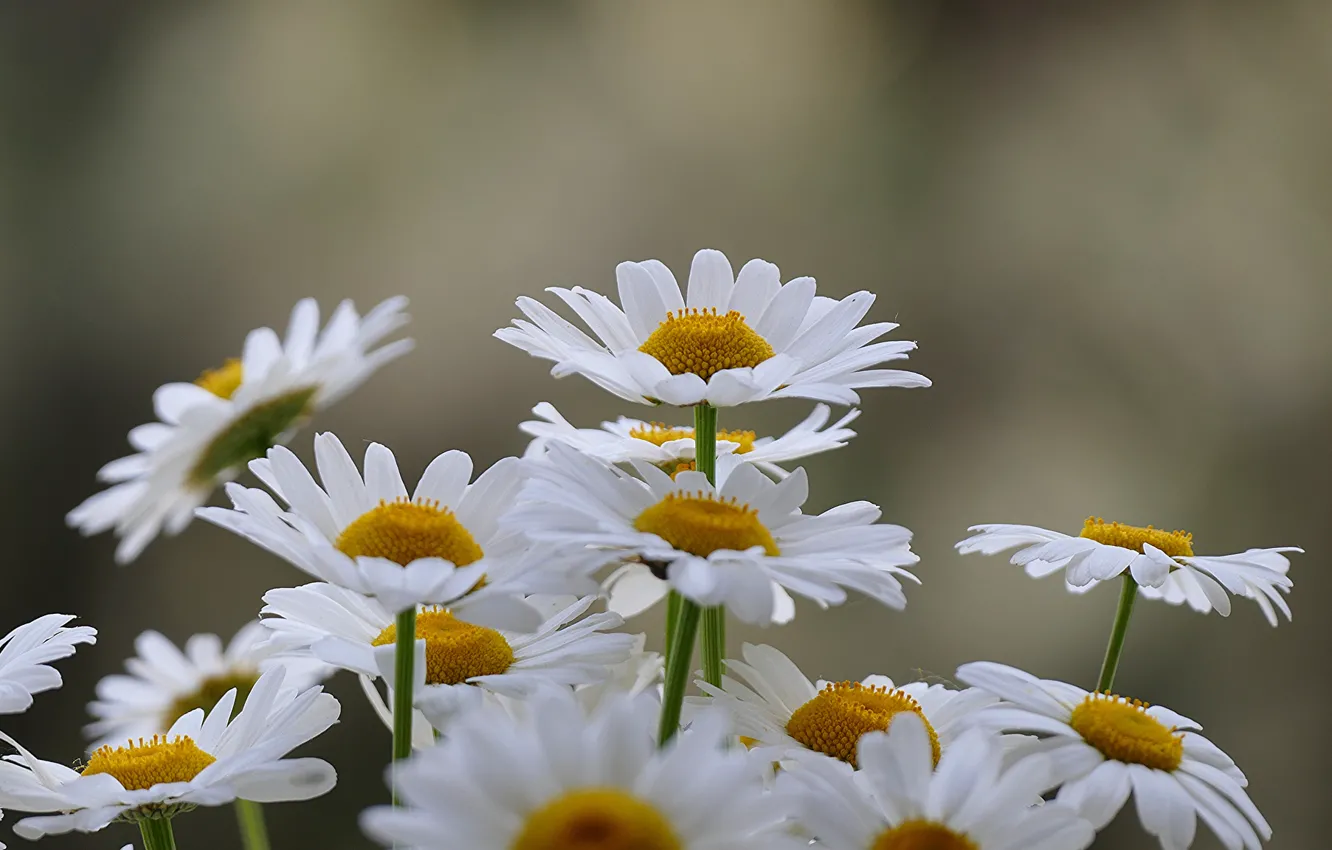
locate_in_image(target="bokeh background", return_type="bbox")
[2,2,1328,848]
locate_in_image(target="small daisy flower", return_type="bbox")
[360,687,802,850]
[956,518,1300,623]
[775,712,1094,850]
[507,443,919,626]
[197,433,596,620]
[495,248,928,407]
[521,401,859,480]
[573,633,663,713]
[957,661,1270,850]
[68,297,413,564]
[257,582,636,729]
[694,643,999,768]
[0,614,96,714]
[85,622,328,748]
[0,667,338,839]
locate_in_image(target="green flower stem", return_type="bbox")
[657,598,702,745]
[392,607,417,799]
[234,800,271,850]
[694,402,726,689]
[664,588,683,663]
[1096,575,1139,693]
[139,817,178,850]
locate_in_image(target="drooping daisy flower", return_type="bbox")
[495,248,929,407]
[361,687,802,850]
[957,661,1270,850]
[257,583,636,728]
[0,667,338,839]
[507,443,919,626]
[0,614,96,714]
[198,433,598,619]
[775,712,1094,850]
[85,622,327,748]
[956,518,1299,623]
[68,297,414,564]
[694,643,999,769]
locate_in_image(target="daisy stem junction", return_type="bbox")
[391,606,417,790]
[139,817,178,850]
[694,402,726,690]
[234,800,271,850]
[657,597,701,745]
[1096,574,1139,693]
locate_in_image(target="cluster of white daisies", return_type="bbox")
[0,250,1298,850]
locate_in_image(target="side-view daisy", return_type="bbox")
[693,643,999,768]
[85,622,327,748]
[68,296,413,563]
[775,712,1094,850]
[0,667,338,839]
[521,401,859,479]
[957,518,1299,623]
[361,687,802,850]
[507,443,920,626]
[257,583,636,729]
[495,247,929,407]
[198,433,597,619]
[957,661,1271,850]
[0,614,96,715]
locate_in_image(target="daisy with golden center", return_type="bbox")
[693,643,997,768]
[0,668,338,839]
[508,443,918,626]
[956,518,1300,623]
[775,712,1094,850]
[360,688,801,850]
[68,296,414,564]
[0,613,96,715]
[957,661,1270,850]
[85,622,326,748]
[198,432,590,620]
[257,582,635,731]
[495,247,928,407]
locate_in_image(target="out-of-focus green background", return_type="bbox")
[2,2,1327,848]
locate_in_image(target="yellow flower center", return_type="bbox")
[637,308,775,381]
[1068,693,1183,771]
[633,492,779,557]
[82,735,218,791]
[195,358,244,399]
[1079,517,1194,558]
[336,498,484,567]
[371,609,514,685]
[164,671,259,728]
[872,820,979,850]
[511,788,681,850]
[188,387,318,485]
[786,682,940,768]
[628,424,758,454]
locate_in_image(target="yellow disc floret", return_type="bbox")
[633,492,779,557]
[638,308,775,380]
[195,358,244,400]
[372,609,514,685]
[1079,517,1194,558]
[164,671,259,727]
[1069,693,1183,771]
[336,498,484,567]
[511,788,682,850]
[628,423,758,455]
[871,820,979,850]
[82,735,218,791]
[786,682,940,768]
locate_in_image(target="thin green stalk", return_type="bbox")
[657,599,702,745]
[700,606,725,688]
[1096,575,1139,693]
[664,588,683,663]
[693,402,718,482]
[234,800,270,850]
[138,817,178,850]
[694,402,725,689]
[392,607,418,768]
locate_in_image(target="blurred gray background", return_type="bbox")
[1,1,1327,848]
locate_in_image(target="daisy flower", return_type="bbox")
[573,633,663,713]
[521,401,859,480]
[775,712,1094,850]
[85,622,327,748]
[0,614,96,714]
[197,433,598,619]
[68,296,413,564]
[0,667,338,839]
[360,687,802,850]
[957,661,1270,850]
[956,518,1299,623]
[257,582,636,729]
[495,248,928,407]
[507,443,919,626]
